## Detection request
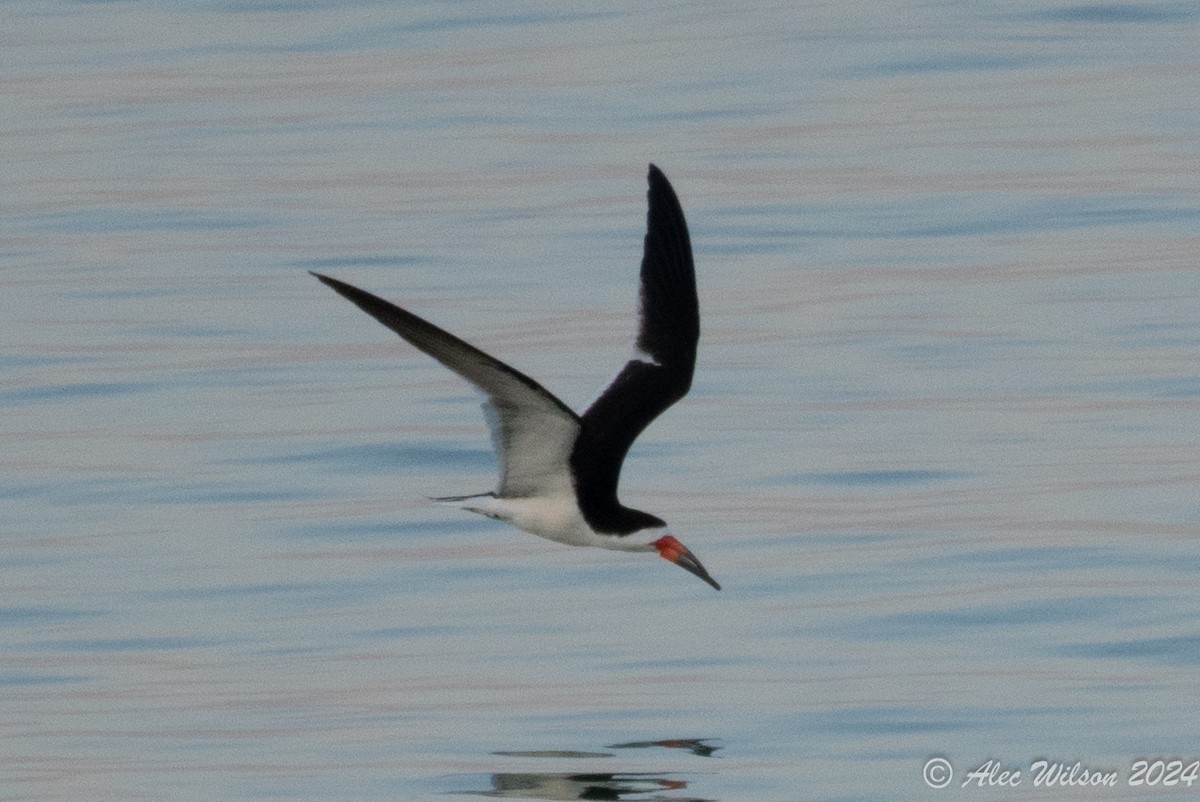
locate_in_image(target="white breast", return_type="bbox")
[443,493,658,551]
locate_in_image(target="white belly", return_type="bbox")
[441,493,653,551]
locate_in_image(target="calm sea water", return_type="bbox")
[4,2,1200,800]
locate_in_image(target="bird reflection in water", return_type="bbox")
[608,739,721,758]
[456,740,719,800]
[464,771,705,800]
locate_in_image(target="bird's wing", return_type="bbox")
[313,273,581,499]
[570,164,698,513]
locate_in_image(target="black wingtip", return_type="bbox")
[311,271,360,300]
[644,164,683,217]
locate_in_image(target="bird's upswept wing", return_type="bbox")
[569,164,699,531]
[312,273,581,499]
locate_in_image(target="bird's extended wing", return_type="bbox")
[569,165,698,525]
[312,273,581,498]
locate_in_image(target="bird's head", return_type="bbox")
[653,534,721,590]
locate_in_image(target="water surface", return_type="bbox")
[3,2,1200,799]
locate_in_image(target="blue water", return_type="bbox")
[3,2,1200,800]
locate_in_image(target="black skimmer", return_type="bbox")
[312,164,719,590]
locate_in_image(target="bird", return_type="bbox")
[312,164,719,590]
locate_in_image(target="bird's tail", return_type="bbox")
[429,492,497,504]
[428,492,505,522]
